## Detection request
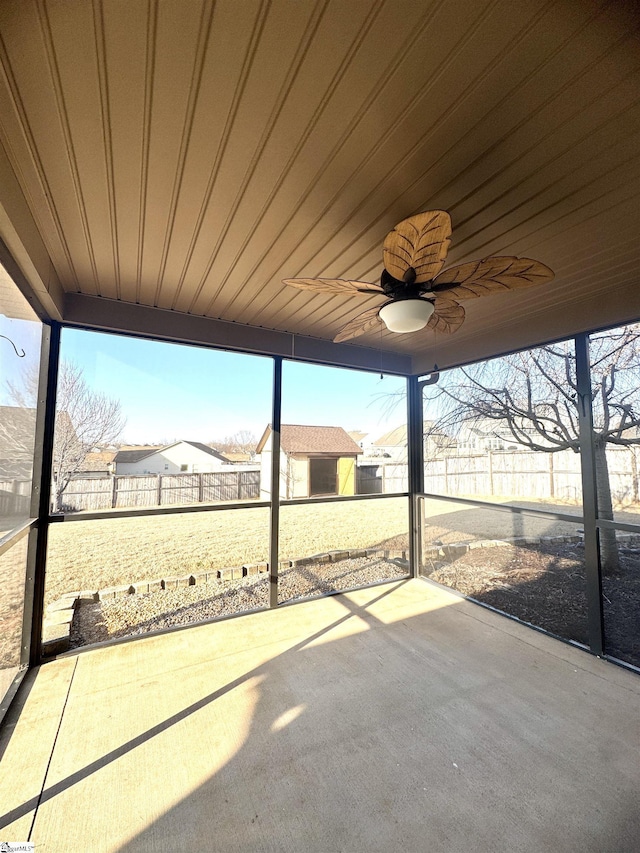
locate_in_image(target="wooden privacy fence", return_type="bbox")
[424,450,582,501]
[356,464,408,494]
[60,469,261,511]
[423,446,639,502]
[0,479,31,516]
[357,446,640,503]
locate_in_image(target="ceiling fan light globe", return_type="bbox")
[379,299,434,333]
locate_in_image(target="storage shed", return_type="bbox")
[256,424,361,499]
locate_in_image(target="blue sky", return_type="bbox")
[51,328,407,445]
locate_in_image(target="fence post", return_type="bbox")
[111,476,117,508]
[549,453,555,499]
[630,448,639,504]
[237,471,242,500]
[199,473,204,503]
[157,474,162,506]
[488,450,494,495]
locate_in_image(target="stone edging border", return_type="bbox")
[41,546,409,657]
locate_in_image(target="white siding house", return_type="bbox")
[114,441,229,475]
[366,422,457,462]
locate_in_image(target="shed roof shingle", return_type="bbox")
[257,425,361,455]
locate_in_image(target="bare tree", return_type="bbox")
[423,325,640,573]
[211,429,258,458]
[8,360,125,511]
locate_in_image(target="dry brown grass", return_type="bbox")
[0,534,28,670]
[45,498,409,605]
[48,492,635,609]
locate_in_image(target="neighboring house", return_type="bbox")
[75,449,117,477]
[456,419,524,453]
[114,441,229,475]
[0,407,82,515]
[368,424,407,462]
[256,424,361,499]
[367,421,456,463]
[347,430,369,450]
[221,450,255,464]
[423,422,458,458]
[0,405,37,482]
[348,430,382,457]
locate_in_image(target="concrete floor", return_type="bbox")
[0,578,639,853]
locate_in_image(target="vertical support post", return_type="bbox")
[29,322,60,666]
[407,375,424,578]
[575,333,604,656]
[269,357,282,608]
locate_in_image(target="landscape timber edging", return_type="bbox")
[40,547,405,656]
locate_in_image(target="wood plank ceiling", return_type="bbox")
[0,0,639,372]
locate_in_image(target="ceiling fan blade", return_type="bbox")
[282,278,382,294]
[383,210,451,284]
[427,298,466,334]
[333,306,383,343]
[431,256,554,300]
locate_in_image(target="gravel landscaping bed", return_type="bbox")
[71,555,409,647]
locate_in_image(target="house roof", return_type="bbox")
[0,406,37,480]
[0,406,78,479]
[222,451,253,463]
[0,405,36,456]
[348,431,368,444]
[257,425,361,455]
[372,425,408,448]
[114,446,162,464]
[372,421,446,447]
[80,450,117,472]
[114,441,228,464]
[181,442,228,462]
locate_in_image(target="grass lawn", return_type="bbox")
[0,534,28,671]
[45,498,409,604]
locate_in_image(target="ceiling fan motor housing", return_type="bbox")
[380,267,426,298]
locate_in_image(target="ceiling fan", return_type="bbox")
[282,210,554,342]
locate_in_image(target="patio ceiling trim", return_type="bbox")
[62,292,412,375]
